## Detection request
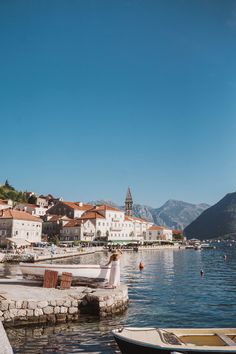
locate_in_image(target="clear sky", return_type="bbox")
[1,0,236,207]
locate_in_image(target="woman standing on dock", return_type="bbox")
[105,249,122,288]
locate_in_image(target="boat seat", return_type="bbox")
[216,333,236,346]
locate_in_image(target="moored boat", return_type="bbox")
[112,327,236,354]
[20,262,111,286]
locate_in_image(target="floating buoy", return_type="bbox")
[139,262,144,270]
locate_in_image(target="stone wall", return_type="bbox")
[0,285,128,327]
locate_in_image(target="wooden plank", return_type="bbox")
[43,269,58,288]
[217,333,236,346]
[60,272,72,289]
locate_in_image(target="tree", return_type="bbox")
[4,179,14,190]
[28,195,37,205]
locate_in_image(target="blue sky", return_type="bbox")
[1,0,236,207]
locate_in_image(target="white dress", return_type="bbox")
[109,260,120,287]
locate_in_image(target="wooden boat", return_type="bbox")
[20,262,111,286]
[112,327,236,354]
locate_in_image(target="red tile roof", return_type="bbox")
[90,204,122,212]
[64,219,82,227]
[79,211,105,220]
[131,216,149,223]
[172,229,183,235]
[124,215,149,223]
[62,202,93,211]
[0,209,42,222]
[148,225,164,231]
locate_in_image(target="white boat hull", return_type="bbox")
[113,327,236,354]
[20,263,111,286]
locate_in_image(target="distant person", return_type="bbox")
[200,269,204,277]
[105,249,123,288]
[224,254,227,261]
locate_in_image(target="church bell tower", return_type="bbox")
[125,187,133,216]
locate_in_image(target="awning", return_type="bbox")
[108,240,132,245]
[6,238,31,248]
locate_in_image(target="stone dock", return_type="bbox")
[0,322,13,354]
[0,283,129,327]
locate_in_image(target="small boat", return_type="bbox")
[112,327,236,354]
[20,262,111,286]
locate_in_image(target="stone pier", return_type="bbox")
[0,322,13,354]
[0,284,128,326]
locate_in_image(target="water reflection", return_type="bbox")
[2,244,236,353]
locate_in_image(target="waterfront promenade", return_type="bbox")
[0,246,104,263]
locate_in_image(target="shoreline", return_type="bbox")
[0,244,183,264]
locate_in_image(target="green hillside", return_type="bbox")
[0,180,28,204]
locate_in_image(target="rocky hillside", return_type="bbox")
[184,192,236,240]
[90,199,209,230]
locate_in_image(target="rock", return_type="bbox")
[68,307,77,314]
[43,306,54,315]
[0,302,9,311]
[60,307,68,314]
[37,301,48,309]
[15,301,23,309]
[34,308,43,317]
[28,301,37,310]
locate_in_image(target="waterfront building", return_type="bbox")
[0,209,42,246]
[125,187,133,216]
[130,215,153,241]
[14,202,48,217]
[42,214,71,239]
[59,204,152,245]
[47,201,93,219]
[172,229,184,241]
[146,225,173,242]
[60,217,96,243]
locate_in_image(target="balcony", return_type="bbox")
[110,227,122,231]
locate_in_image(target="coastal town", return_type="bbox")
[0,186,183,253]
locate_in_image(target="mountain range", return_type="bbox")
[89,199,210,230]
[184,192,236,240]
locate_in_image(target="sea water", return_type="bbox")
[3,242,236,353]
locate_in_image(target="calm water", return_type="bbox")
[2,243,236,353]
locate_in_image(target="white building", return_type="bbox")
[77,205,152,245]
[0,209,42,246]
[59,203,154,245]
[146,225,173,242]
[14,202,48,217]
[60,218,96,243]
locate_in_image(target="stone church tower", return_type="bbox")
[125,187,133,216]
